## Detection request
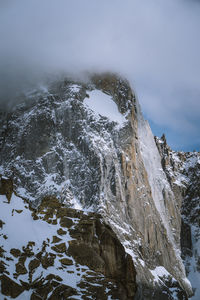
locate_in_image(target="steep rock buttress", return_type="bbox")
[155,135,200,299]
[0,73,193,299]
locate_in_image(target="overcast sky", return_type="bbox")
[0,0,200,151]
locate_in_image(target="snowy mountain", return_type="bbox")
[155,135,200,299]
[0,72,199,299]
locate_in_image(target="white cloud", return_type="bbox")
[0,0,200,149]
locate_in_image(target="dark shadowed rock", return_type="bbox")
[10,248,21,258]
[0,177,13,202]
[1,274,25,298]
[181,220,192,258]
[68,214,137,299]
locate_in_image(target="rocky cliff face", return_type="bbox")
[0,73,195,299]
[155,135,200,299]
[0,179,136,299]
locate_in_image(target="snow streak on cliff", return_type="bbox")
[0,73,195,299]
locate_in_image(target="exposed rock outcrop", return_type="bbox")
[155,135,200,298]
[0,176,13,202]
[0,193,136,299]
[0,73,194,298]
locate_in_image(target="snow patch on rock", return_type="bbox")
[84,90,126,126]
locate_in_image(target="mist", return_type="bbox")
[1,0,200,150]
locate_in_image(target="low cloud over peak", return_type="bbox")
[1,0,200,150]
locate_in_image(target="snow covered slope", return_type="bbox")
[0,187,135,299]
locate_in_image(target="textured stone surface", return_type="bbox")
[0,177,13,202]
[0,194,136,299]
[1,274,25,298]
[155,135,200,298]
[0,73,193,298]
[68,215,137,299]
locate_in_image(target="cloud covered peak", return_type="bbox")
[1,0,200,149]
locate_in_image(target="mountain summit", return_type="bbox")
[0,73,199,299]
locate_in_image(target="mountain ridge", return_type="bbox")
[0,72,199,299]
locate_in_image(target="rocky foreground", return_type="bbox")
[0,180,136,299]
